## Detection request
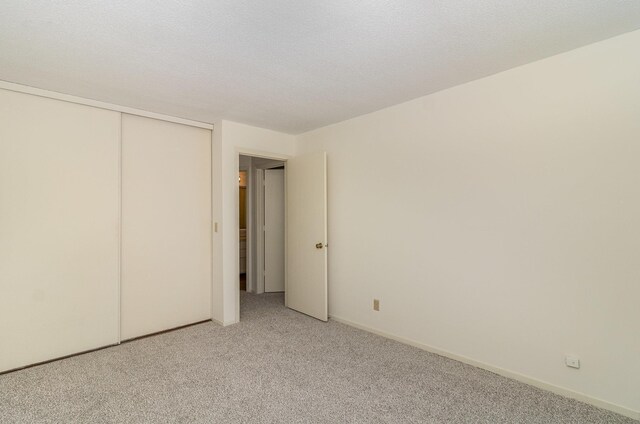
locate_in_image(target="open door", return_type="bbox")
[264,168,285,292]
[286,151,328,321]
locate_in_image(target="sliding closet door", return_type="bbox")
[0,89,120,372]
[121,114,212,340]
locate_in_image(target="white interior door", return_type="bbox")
[286,152,328,321]
[121,114,212,340]
[0,89,120,372]
[264,168,285,292]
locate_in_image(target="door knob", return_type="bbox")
[315,242,324,249]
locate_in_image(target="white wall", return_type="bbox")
[296,30,640,416]
[213,120,295,325]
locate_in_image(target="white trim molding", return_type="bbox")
[211,317,237,327]
[329,315,640,421]
[0,80,213,130]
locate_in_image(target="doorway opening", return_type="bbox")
[235,150,328,324]
[238,169,248,291]
[238,154,286,307]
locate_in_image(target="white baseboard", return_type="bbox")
[329,315,639,421]
[212,317,237,327]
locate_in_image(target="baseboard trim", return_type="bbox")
[121,319,211,343]
[2,319,215,375]
[212,317,237,327]
[0,343,119,376]
[329,315,639,421]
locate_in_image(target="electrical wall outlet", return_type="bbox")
[565,355,580,369]
[373,299,380,311]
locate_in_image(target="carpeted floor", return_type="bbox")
[0,292,635,423]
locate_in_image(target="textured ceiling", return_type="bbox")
[1,1,640,134]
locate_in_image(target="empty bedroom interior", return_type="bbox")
[1,2,639,423]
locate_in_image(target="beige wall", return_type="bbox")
[212,120,296,325]
[296,30,640,416]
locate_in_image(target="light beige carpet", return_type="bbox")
[0,292,635,423]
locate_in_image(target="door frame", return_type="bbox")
[235,149,289,323]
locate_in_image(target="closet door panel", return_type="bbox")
[0,89,120,372]
[121,114,211,340]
